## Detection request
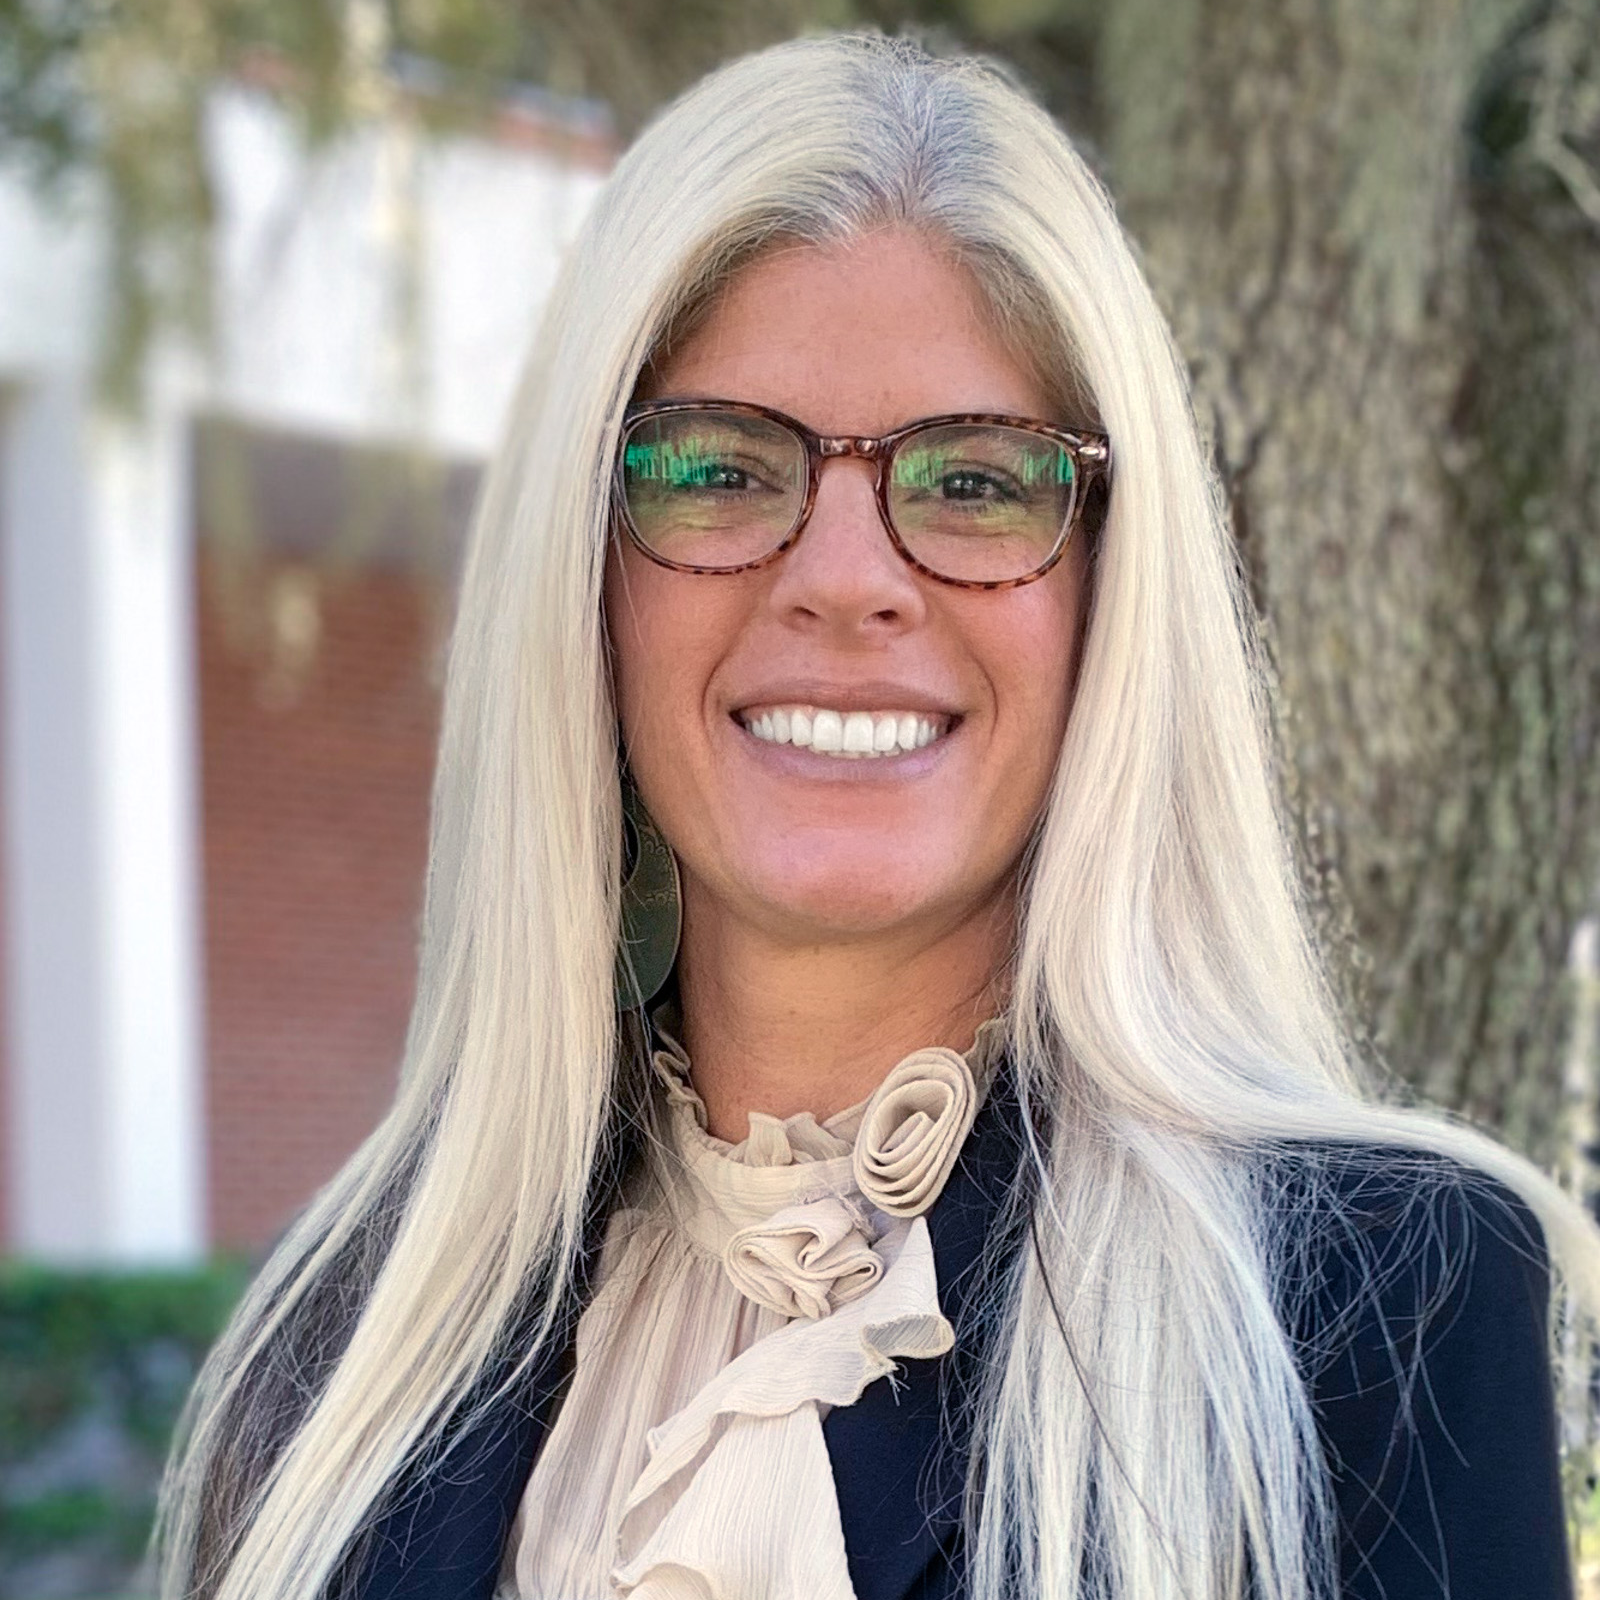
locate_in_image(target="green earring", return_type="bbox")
[615,777,682,1011]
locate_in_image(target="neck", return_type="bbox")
[673,882,1013,1143]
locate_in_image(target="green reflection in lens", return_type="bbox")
[891,439,1074,491]
[624,439,726,487]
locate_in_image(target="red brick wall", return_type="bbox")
[199,550,445,1254]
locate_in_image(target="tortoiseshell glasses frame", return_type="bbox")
[612,397,1113,591]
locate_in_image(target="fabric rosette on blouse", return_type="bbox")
[722,1198,884,1319]
[495,1015,1007,1600]
[852,1047,980,1217]
[715,1046,979,1317]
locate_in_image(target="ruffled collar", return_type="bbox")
[648,1006,1007,1150]
[644,1007,1006,1321]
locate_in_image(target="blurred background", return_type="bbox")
[0,0,1597,1593]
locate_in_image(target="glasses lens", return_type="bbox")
[888,424,1077,583]
[620,409,807,568]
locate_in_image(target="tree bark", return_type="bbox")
[1091,0,1600,1160]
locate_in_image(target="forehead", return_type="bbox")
[645,229,1053,434]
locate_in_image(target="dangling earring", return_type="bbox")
[615,774,682,1011]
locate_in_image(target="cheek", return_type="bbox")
[602,545,680,769]
[602,543,735,760]
[985,567,1089,742]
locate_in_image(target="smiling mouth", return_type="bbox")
[734,705,956,759]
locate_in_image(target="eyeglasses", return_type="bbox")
[613,398,1112,590]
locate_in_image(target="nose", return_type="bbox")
[762,457,928,637]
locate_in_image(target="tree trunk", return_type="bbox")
[1090,0,1600,1161]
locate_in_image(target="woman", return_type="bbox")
[156,32,1599,1600]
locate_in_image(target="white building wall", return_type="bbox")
[2,368,206,1261]
[206,85,605,454]
[0,79,602,1261]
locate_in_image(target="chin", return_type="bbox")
[732,849,964,941]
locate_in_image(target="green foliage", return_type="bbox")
[0,1261,250,1591]
[0,1258,250,1452]
[0,0,102,182]
[2,1487,150,1560]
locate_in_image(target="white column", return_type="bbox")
[1,368,206,1262]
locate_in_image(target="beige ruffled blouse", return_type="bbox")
[494,1013,1005,1600]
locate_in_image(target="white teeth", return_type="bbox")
[739,704,951,758]
[812,709,844,752]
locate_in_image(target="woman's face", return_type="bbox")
[605,228,1092,955]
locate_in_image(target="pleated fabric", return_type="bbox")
[495,1016,1005,1600]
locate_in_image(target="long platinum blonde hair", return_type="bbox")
[156,32,1600,1600]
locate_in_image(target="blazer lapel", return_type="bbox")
[823,1062,1026,1600]
[349,1333,572,1600]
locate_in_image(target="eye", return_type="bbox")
[938,469,1018,503]
[893,449,1022,505]
[684,461,754,492]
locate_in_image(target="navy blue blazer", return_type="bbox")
[348,1071,1570,1600]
